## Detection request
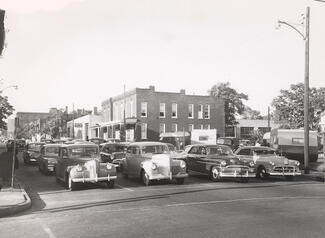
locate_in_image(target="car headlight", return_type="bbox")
[76,164,83,172]
[106,163,113,170]
[151,163,157,170]
[220,160,227,167]
[295,161,300,166]
[180,160,186,169]
[249,161,255,167]
[269,161,275,166]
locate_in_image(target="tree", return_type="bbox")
[209,82,248,126]
[0,95,14,129]
[272,83,325,129]
[242,106,263,120]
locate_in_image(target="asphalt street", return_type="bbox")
[1,156,325,238]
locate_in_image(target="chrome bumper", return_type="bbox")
[220,170,256,178]
[269,172,301,176]
[150,172,188,180]
[72,175,117,183]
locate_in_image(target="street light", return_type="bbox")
[277,7,310,173]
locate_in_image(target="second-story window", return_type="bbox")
[160,103,165,118]
[171,123,178,132]
[198,104,203,119]
[159,123,165,134]
[141,102,147,117]
[188,104,194,118]
[204,105,210,119]
[172,103,177,118]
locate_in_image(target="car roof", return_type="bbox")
[100,142,128,146]
[129,141,167,147]
[43,144,62,148]
[189,144,230,149]
[60,143,99,148]
[239,146,274,150]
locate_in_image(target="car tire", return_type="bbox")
[285,175,294,181]
[106,180,115,188]
[176,178,185,185]
[256,166,268,180]
[141,170,150,186]
[210,166,222,182]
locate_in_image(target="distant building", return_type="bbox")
[97,86,225,142]
[225,119,280,139]
[67,114,103,140]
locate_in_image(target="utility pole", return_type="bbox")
[304,7,310,173]
[277,6,310,173]
[267,106,271,132]
[72,103,75,139]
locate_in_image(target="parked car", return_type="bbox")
[38,144,61,174]
[234,146,301,181]
[23,142,45,165]
[100,142,128,169]
[120,142,188,185]
[165,143,188,160]
[217,137,240,151]
[55,143,117,190]
[183,144,255,182]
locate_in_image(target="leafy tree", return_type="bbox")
[209,82,248,126]
[242,106,263,120]
[272,83,325,129]
[0,95,14,129]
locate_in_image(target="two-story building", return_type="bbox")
[96,86,225,142]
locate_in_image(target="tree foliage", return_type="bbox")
[209,82,248,126]
[0,95,14,129]
[272,83,325,129]
[242,106,263,120]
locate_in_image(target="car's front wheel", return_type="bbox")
[210,166,222,182]
[141,170,150,186]
[257,166,268,180]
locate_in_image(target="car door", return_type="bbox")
[186,146,202,172]
[126,146,140,176]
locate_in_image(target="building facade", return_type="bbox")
[98,86,225,142]
[67,114,103,141]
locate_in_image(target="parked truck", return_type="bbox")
[269,128,318,163]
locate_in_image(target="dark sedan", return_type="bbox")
[182,144,255,182]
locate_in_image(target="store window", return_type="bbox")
[171,123,178,132]
[159,123,165,134]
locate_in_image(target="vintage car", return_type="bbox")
[23,142,45,165]
[100,142,128,169]
[234,146,301,180]
[217,137,240,151]
[120,142,188,185]
[38,144,61,174]
[183,144,255,182]
[165,143,188,160]
[55,143,117,190]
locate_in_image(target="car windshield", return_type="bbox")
[217,138,232,146]
[207,146,234,156]
[167,144,175,151]
[45,147,60,156]
[103,144,126,153]
[68,146,99,158]
[254,149,277,155]
[142,145,168,154]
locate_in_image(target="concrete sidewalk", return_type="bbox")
[0,184,31,218]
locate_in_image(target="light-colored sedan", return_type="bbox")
[235,146,301,180]
[120,142,188,185]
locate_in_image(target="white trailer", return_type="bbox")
[190,129,217,145]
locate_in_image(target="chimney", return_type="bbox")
[180,89,186,95]
[149,85,155,91]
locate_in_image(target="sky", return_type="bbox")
[0,0,324,116]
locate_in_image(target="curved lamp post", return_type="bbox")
[277,7,310,172]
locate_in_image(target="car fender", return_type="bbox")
[140,160,153,176]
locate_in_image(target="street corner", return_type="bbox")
[0,188,32,218]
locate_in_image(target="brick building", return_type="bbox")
[97,86,225,142]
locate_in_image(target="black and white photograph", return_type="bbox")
[0,0,325,237]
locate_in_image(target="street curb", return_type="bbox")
[0,189,32,218]
[300,173,325,182]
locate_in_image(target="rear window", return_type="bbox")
[207,146,233,156]
[217,138,232,146]
[68,147,99,158]
[45,147,60,156]
[141,145,168,154]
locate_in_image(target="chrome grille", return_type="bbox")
[274,166,296,173]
